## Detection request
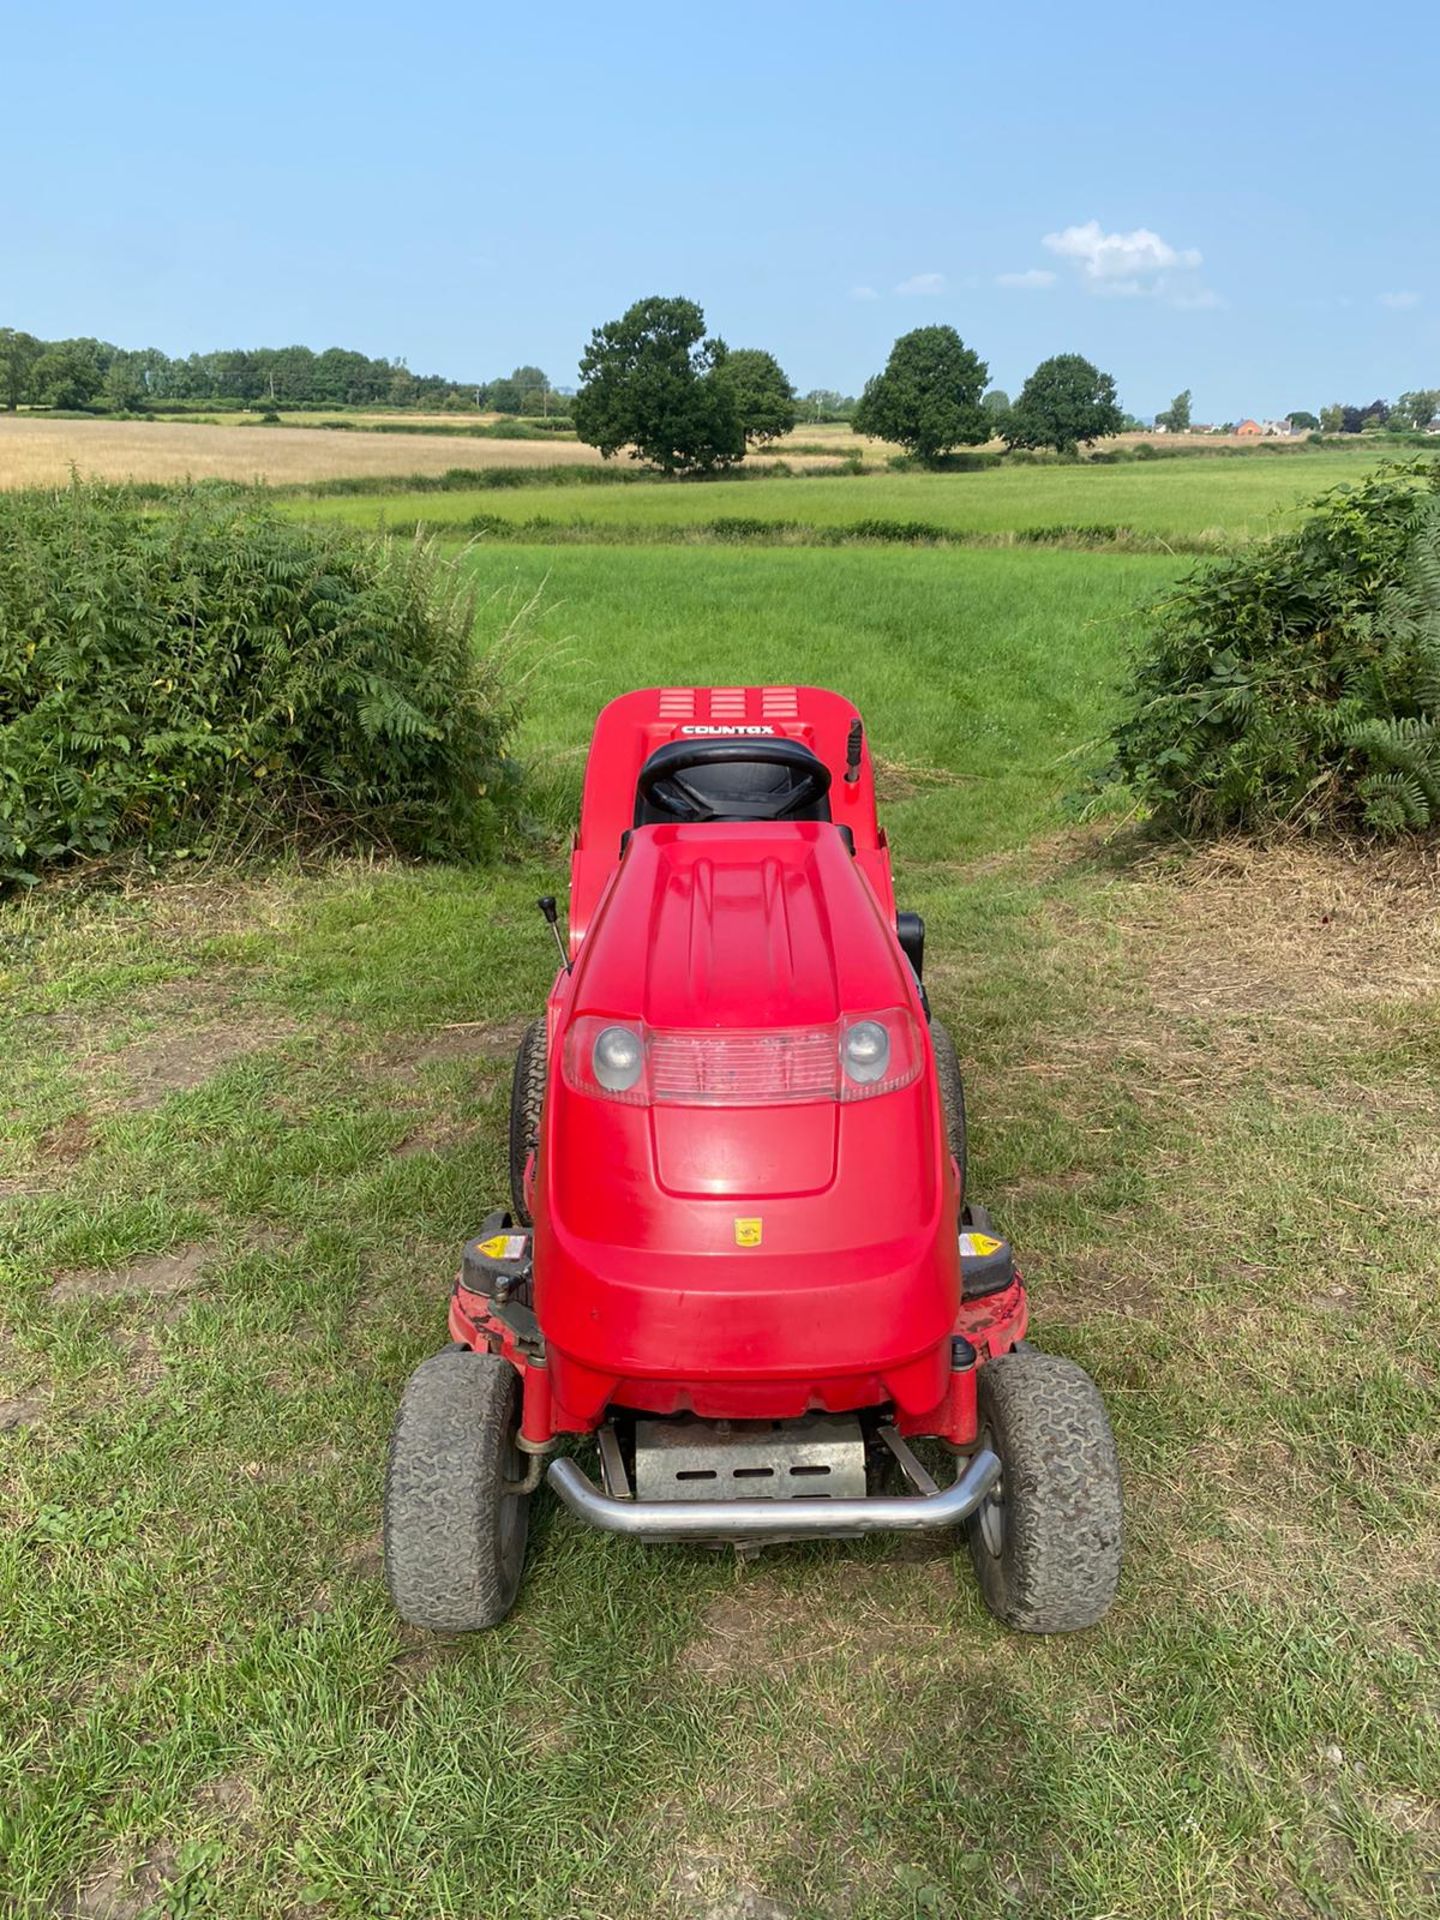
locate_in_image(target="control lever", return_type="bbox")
[844,718,863,783]
[537,895,571,973]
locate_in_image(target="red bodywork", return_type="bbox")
[450,686,1026,1446]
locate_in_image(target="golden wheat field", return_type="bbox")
[0,416,886,489]
[0,416,621,489]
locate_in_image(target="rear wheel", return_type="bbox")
[965,1349,1122,1633]
[384,1349,530,1631]
[929,1019,968,1201]
[508,1019,547,1227]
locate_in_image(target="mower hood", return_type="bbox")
[572,820,911,1030]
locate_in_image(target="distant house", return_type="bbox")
[1235,418,1262,437]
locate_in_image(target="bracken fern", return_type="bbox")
[1099,460,1440,836]
[0,483,528,885]
[1348,496,1440,829]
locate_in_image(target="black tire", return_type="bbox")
[508,1018,547,1227]
[965,1349,1122,1633]
[929,1018,968,1201]
[384,1349,530,1631]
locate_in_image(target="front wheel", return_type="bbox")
[929,1018,968,1201]
[384,1349,530,1631]
[508,1018,547,1227]
[965,1349,1122,1633]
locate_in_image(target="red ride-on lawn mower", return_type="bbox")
[384,687,1122,1633]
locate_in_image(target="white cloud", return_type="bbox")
[895,272,945,296]
[849,284,879,302]
[1040,219,1215,306]
[1379,290,1421,310]
[996,268,1056,290]
[1043,219,1202,282]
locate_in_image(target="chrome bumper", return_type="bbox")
[546,1446,1001,1541]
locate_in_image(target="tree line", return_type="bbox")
[572,296,1128,473]
[1318,394,1440,434]
[1151,390,1440,436]
[0,328,560,415]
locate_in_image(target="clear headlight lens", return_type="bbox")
[592,1024,644,1092]
[564,1010,919,1104]
[840,1018,891,1085]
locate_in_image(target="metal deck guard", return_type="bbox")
[546,1447,1002,1539]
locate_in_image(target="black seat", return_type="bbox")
[635,738,833,826]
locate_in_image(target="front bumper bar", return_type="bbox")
[546,1446,1001,1540]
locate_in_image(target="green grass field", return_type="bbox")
[4,466,1438,1918]
[298,449,1393,546]
[483,544,1176,848]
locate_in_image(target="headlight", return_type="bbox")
[841,1018,891,1085]
[592,1024,643,1092]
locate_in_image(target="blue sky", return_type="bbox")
[3,0,1434,420]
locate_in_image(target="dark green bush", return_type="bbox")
[0,485,524,884]
[1099,461,1440,835]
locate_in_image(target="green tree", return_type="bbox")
[1002,353,1123,454]
[983,384,1013,433]
[1319,403,1344,433]
[102,354,147,412]
[853,326,989,461]
[1395,390,1440,432]
[1156,388,1192,433]
[387,364,418,408]
[32,341,103,410]
[0,328,42,410]
[486,377,523,413]
[1287,410,1320,431]
[801,388,850,422]
[718,347,796,445]
[574,295,743,475]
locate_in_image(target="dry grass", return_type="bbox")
[150,409,519,430]
[1119,838,1440,1018]
[0,416,870,489]
[986,837,1440,1122]
[0,415,615,488]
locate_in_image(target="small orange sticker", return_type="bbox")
[734,1218,763,1248]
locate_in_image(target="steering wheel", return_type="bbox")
[637,738,833,823]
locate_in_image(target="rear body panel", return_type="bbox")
[537,746,962,1430]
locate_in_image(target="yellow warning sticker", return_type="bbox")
[478,1234,526,1260]
[734,1218,763,1248]
[960,1232,1003,1258]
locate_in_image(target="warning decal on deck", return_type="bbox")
[734,1218,763,1247]
[478,1234,528,1261]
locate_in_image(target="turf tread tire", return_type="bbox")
[384,1349,529,1632]
[967,1350,1121,1633]
[508,1018,547,1227]
[929,1018,968,1201]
